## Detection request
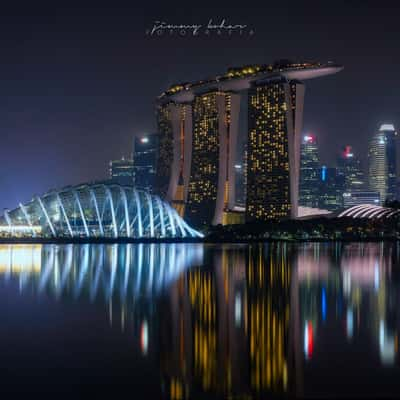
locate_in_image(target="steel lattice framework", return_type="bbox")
[338,204,400,219]
[0,183,203,238]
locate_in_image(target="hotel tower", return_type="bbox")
[155,61,343,227]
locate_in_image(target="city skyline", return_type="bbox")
[2,3,400,397]
[1,2,400,211]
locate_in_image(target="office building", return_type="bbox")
[299,134,320,208]
[109,157,134,186]
[342,191,380,208]
[337,146,365,192]
[368,124,397,204]
[318,166,344,211]
[133,134,159,192]
[381,124,397,201]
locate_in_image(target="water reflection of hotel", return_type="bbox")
[1,242,400,397]
[161,243,293,398]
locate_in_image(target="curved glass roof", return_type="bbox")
[0,183,203,239]
[338,204,400,219]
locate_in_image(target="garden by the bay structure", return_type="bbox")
[0,183,203,239]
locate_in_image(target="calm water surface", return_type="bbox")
[0,242,400,398]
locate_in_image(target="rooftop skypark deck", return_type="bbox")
[158,60,343,103]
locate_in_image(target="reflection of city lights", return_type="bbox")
[140,137,149,144]
[140,320,148,355]
[235,293,242,327]
[321,287,327,322]
[379,320,385,349]
[343,270,351,296]
[0,245,42,274]
[346,309,353,340]
[283,362,288,390]
[304,321,313,360]
[374,263,380,292]
[379,319,395,366]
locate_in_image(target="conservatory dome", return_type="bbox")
[0,182,203,239]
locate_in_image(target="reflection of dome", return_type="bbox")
[0,243,204,298]
[0,183,203,239]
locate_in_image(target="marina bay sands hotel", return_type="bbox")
[155,60,343,227]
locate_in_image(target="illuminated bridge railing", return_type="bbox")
[0,183,203,239]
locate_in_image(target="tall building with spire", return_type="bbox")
[368,124,397,204]
[299,134,320,208]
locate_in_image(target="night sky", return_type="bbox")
[1,0,400,210]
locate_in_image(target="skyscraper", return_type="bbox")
[381,124,397,202]
[155,102,193,214]
[368,124,397,204]
[299,135,320,208]
[246,79,304,221]
[185,91,240,226]
[155,61,343,227]
[337,146,365,192]
[318,166,344,211]
[155,103,175,197]
[109,157,134,186]
[133,134,159,192]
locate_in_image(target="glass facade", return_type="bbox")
[109,158,134,186]
[133,134,159,192]
[299,135,320,208]
[337,146,365,192]
[318,166,344,211]
[0,183,203,239]
[155,103,175,197]
[368,124,397,204]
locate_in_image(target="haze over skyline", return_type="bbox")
[1,0,399,210]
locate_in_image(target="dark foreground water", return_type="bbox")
[0,242,400,398]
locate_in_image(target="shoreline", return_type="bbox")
[0,236,399,245]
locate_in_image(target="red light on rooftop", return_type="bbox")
[304,134,315,143]
[343,145,353,158]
